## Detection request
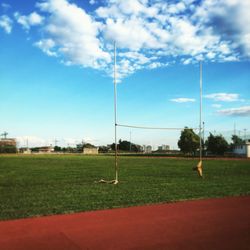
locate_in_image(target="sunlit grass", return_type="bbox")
[0,155,249,220]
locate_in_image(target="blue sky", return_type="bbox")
[0,0,249,148]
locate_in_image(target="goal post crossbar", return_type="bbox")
[117,123,199,131]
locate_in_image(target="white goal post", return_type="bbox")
[98,43,203,184]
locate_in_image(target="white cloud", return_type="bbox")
[62,137,96,146]
[193,0,250,58]
[170,98,196,103]
[1,3,11,11]
[119,51,152,64]
[15,136,98,147]
[36,0,111,69]
[34,39,57,57]
[12,0,250,79]
[168,2,186,14]
[0,15,12,33]
[148,62,168,69]
[217,106,250,117]
[205,93,239,102]
[14,12,44,30]
[212,104,222,109]
[89,0,97,5]
[181,58,191,65]
[103,18,165,51]
[96,0,158,19]
[16,136,47,147]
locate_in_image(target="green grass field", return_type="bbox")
[0,155,249,220]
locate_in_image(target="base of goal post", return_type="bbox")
[192,161,203,178]
[97,179,119,185]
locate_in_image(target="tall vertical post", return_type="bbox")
[194,61,203,177]
[199,61,202,163]
[114,41,118,184]
[202,121,205,151]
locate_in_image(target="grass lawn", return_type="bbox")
[0,155,249,220]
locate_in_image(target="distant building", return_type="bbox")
[83,147,99,155]
[158,145,170,151]
[0,138,17,153]
[143,145,152,154]
[233,141,250,158]
[19,147,31,154]
[0,138,17,147]
[37,146,54,153]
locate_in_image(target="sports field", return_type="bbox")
[0,155,249,220]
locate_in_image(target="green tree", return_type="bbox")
[83,143,96,148]
[118,139,130,151]
[178,128,200,155]
[54,146,62,152]
[111,140,142,152]
[231,135,244,145]
[230,134,244,151]
[206,133,229,155]
[98,146,109,153]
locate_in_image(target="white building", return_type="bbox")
[143,145,152,154]
[158,145,170,151]
[38,146,54,153]
[19,147,31,154]
[83,147,99,155]
[233,141,250,158]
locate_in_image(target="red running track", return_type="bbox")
[0,196,249,250]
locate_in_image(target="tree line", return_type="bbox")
[0,130,245,155]
[178,128,244,156]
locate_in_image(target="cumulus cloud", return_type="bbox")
[0,15,12,33]
[36,0,111,69]
[205,93,239,102]
[217,106,250,117]
[13,0,250,79]
[14,12,44,30]
[170,98,196,103]
[148,62,169,69]
[103,18,165,51]
[193,0,250,58]
[34,39,57,57]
